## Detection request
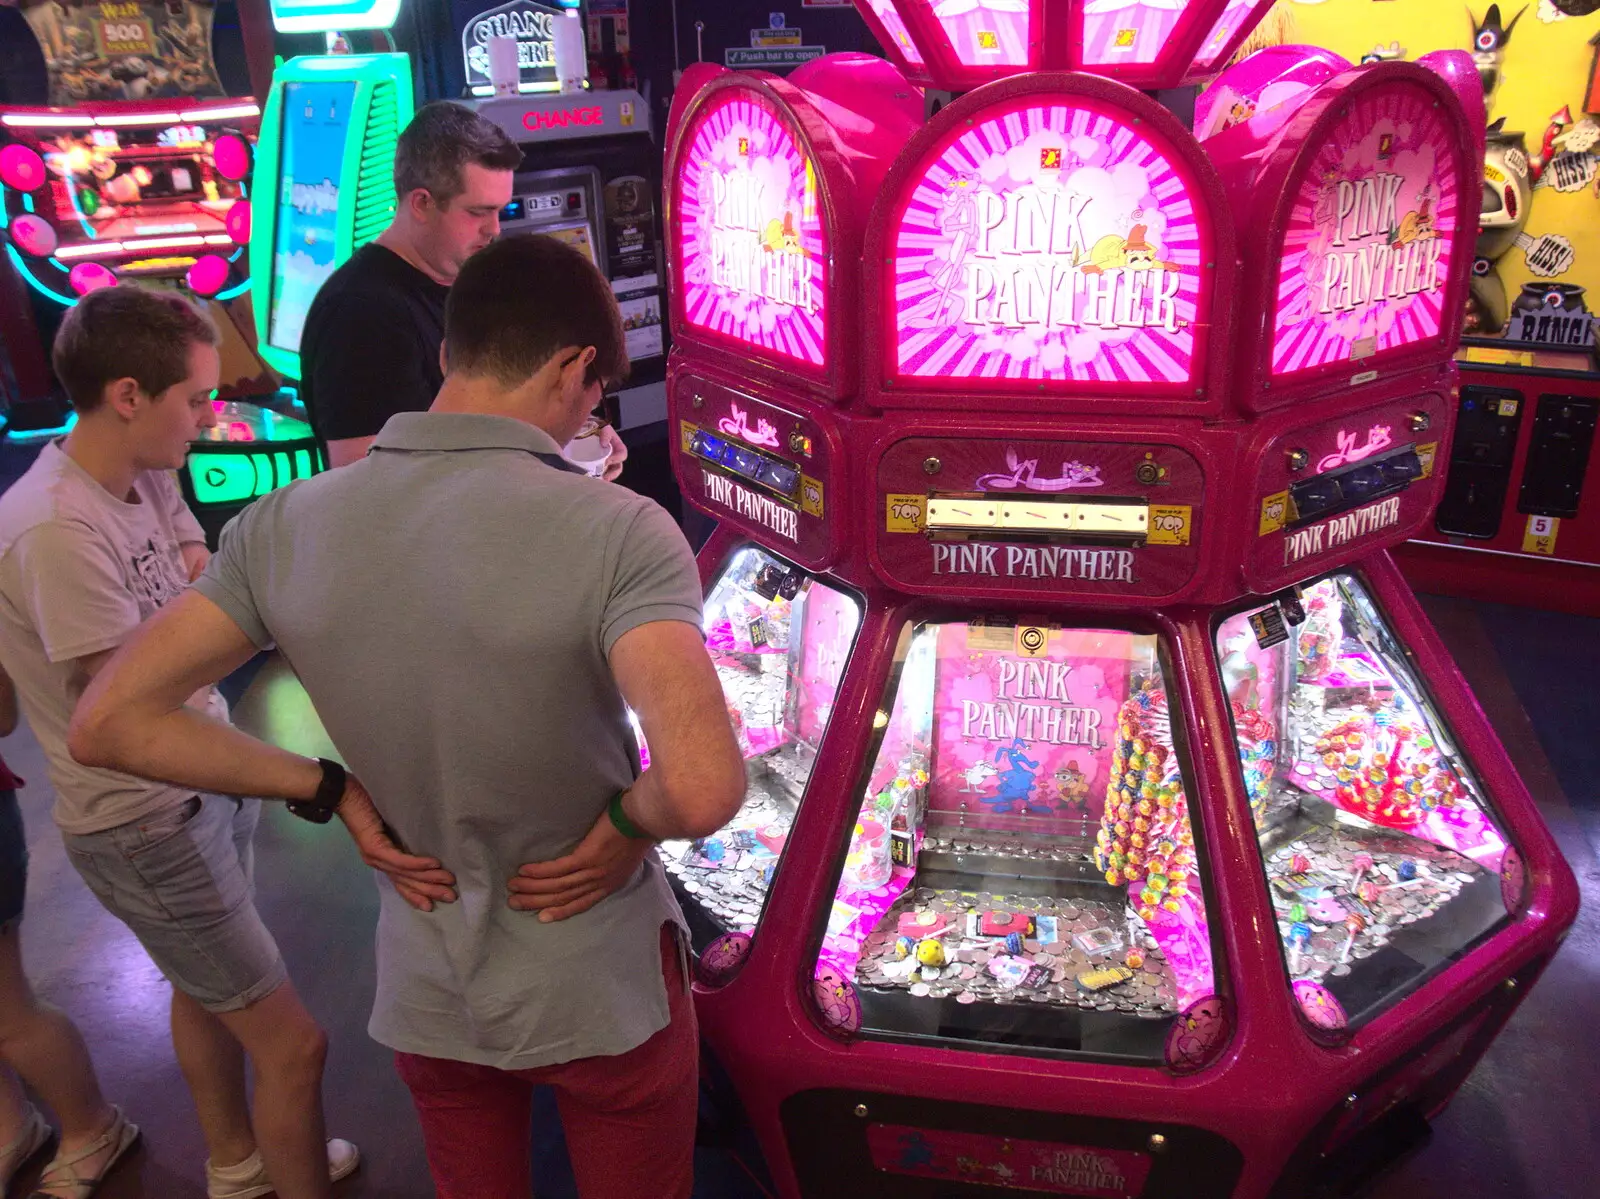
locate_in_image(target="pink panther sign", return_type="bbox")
[922,0,1032,67]
[891,101,1206,386]
[866,1123,1152,1197]
[864,0,925,66]
[676,91,828,365]
[1193,0,1261,70]
[1080,1,1202,68]
[927,624,1138,829]
[1272,88,1462,374]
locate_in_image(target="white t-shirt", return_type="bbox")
[0,441,221,834]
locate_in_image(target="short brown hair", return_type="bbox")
[444,234,628,390]
[52,285,220,413]
[394,102,522,206]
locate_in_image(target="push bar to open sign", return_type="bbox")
[924,495,1150,540]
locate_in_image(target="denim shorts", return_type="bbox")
[65,794,288,1013]
[0,789,25,934]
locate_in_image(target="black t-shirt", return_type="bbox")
[299,243,449,443]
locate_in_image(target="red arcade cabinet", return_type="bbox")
[658,7,1577,1198]
[0,0,274,433]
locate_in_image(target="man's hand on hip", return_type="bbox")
[507,808,651,922]
[338,775,458,912]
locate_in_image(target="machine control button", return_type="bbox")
[923,457,942,475]
[1409,411,1432,433]
[1286,447,1311,472]
[1135,461,1161,485]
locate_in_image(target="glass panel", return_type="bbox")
[661,546,861,952]
[818,620,1219,1061]
[1217,574,1515,1031]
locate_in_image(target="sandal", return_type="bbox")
[1,1104,54,1196]
[28,1108,138,1199]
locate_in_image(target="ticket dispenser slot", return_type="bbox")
[1436,386,1525,539]
[1517,395,1599,519]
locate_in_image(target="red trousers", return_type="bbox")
[395,925,699,1199]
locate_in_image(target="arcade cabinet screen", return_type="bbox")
[268,80,357,354]
[660,547,861,947]
[1217,575,1515,1031]
[814,620,1221,1061]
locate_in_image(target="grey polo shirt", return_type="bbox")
[193,412,701,1069]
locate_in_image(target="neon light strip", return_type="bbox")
[4,244,73,306]
[468,83,563,97]
[180,104,261,121]
[216,278,252,301]
[63,176,96,239]
[96,111,184,126]
[4,412,78,443]
[134,222,201,235]
[0,113,93,128]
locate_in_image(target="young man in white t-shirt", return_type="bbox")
[0,286,420,1198]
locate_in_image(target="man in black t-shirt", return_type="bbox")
[300,102,629,478]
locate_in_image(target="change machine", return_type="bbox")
[655,6,1579,1198]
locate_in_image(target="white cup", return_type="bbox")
[562,431,609,477]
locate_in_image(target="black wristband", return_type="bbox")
[287,758,344,825]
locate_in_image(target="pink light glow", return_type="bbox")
[677,92,828,366]
[8,213,58,258]
[925,0,1031,68]
[1271,88,1462,375]
[1080,0,1200,68]
[716,402,780,448]
[863,0,925,66]
[1315,423,1394,473]
[225,199,251,246]
[186,254,231,297]
[68,261,116,295]
[975,447,1104,491]
[891,102,1205,386]
[0,142,46,192]
[1194,0,1261,70]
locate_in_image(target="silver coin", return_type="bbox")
[957,991,977,1005]
[910,983,930,998]
[1331,964,1351,977]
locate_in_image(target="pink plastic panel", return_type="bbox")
[889,101,1209,389]
[676,91,828,366]
[1271,88,1463,376]
[920,0,1032,68]
[1193,0,1265,71]
[1080,0,1204,68]
[862,0,925,66]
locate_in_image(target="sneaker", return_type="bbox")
[1,1103,54,1192]
[205,1139,360,1199]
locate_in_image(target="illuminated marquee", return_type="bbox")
[891,101,1206,386]
[677,91,827,365]
[926,0,1031,67]
[863,0,925,66]
[1080,0,1204,68]
[1272,88,1461,373]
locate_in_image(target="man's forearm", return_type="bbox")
[619,761,745,842]
[71,703,321,803]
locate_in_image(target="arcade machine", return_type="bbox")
[655,6,1578,1198]
[1267,2,1600,614]
[213,0,413,536]
[0,0,272,441]
[455,2,673,506]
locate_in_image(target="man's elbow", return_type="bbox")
[664,751,747,840]
[67,701,122,769]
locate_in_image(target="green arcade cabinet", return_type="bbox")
[183,0,413,537]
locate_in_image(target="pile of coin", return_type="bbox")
[1266,824,1481,982]
[662,774,796,935]
[920,828,1098,866]
[854,888,1179,1016]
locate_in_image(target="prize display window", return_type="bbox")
[1216,574,1516,1032]
[661,546,862,950]
[813,618,1224,1062]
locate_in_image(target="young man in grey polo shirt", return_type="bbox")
[68,234,747,1199]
